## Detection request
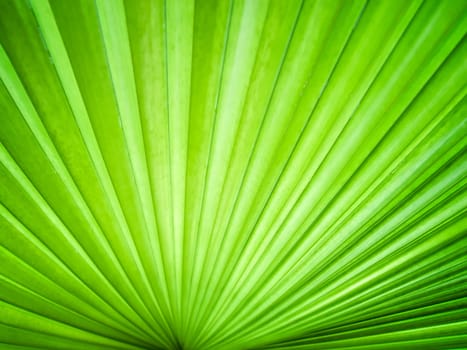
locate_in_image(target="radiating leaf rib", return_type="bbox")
[0,4,174,344]
[0,0,466,348]
[197,2,368,332]
[122,0,177,330]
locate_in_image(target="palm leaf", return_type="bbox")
[0,0,466,349]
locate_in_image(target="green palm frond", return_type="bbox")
[0,0,466,349]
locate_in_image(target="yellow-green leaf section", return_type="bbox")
[0,0,466,349]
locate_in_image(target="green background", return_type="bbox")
[0,0,466,348]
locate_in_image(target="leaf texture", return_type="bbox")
[0,0,466,349]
